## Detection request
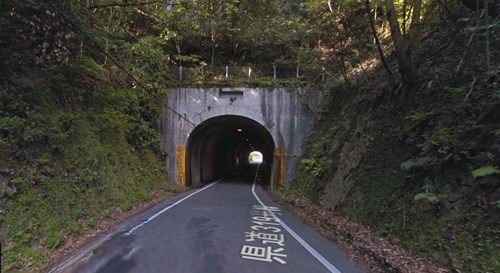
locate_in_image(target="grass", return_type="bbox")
[0,96,169,272]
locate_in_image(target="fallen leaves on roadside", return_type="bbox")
[270,191,448,273]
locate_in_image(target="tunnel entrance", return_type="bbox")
[186,115,275,185]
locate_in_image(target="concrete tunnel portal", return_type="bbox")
[161,87,316,188]
[186,115,275,186]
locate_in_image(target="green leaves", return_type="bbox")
[405,111,434,123]
[401,157,427,170]
[414,192,439,203]
[299,158,323,177]
[0,116,25,146]
[472,166,500,178]
[11,177,25,185]
[300,158,317,166]
[76,55,106,80]
[414,184,444,204]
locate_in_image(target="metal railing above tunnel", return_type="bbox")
[166,64,327,83]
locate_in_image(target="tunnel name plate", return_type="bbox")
[240,205,287,264]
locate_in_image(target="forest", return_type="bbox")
[0,0,498,272]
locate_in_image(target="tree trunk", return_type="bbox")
[365,0,392,76]
[211,31,216,67]
[384,0,422,86]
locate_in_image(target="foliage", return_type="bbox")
[1,0,499,272]
[299,158,323,177]
[471,166,500,178]
[295,71,499,272]
[401,157,427,170]
[0,1,172,271]
[292,2,499,268]
[414,192,439,203]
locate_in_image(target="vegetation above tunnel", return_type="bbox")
[1,0,498,272]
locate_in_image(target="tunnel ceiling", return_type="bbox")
[191,115,274,154]
[186,115,275,185]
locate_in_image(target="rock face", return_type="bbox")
[322,135,369,209]
[160,87,316,187]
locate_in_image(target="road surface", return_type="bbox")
[52,172,365,273]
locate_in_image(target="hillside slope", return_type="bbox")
[0,2,173,271]
[292,18,499,273]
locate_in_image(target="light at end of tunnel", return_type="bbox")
[249,151,264,164]
[237,128,243,132]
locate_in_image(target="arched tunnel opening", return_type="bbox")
[186,115,275,185]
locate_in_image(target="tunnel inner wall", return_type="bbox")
[186,115,275,185]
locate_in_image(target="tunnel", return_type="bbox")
[186,115,275,185]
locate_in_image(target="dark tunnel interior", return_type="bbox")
[186,115,275,185]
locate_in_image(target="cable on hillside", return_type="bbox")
[88,1,178,10]
[42,0,196,128]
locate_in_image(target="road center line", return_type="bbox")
[125,180,220,235]
[251,179,342,273]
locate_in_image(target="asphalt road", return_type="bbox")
[53,172,365,273]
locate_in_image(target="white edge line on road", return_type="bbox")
[125,180,220,235]
[49,180,220,273]
[251,180,342,273]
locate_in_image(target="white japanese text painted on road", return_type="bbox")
[250,177,342,273]
[240,204,287,264]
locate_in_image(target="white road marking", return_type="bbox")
[123,246,141,260]
[49,181,220,273]
[125,181,219,235]
[241,245,287,264]
[251,180,342,273]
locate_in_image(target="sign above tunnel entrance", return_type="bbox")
[161,87,316,187]
[219,89,244,97]
[219,89,244,102]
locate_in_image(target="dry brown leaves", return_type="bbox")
[270,191,449,273]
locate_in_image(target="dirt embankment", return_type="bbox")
[270,191,449,273]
